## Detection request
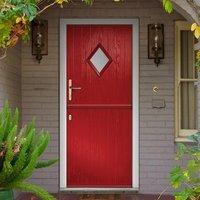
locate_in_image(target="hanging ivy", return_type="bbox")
[0,0,87,50]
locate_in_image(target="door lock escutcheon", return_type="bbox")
[68,79,82,101]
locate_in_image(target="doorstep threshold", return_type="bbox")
[60,187,139,194]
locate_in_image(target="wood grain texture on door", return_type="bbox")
[67,25,132,188]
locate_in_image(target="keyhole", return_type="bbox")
[68,114,72,121]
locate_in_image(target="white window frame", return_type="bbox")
[59,19,139,192]
[175,21,198,142]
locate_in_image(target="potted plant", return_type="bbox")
[0,101,58,200]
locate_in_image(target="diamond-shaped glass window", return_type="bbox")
[87,43,112,76]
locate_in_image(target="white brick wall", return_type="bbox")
[21,0,185,194]
[0,43,21,109]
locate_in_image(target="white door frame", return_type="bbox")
[60,19,139,192]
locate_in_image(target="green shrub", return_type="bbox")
[170,132,200,200]
[0,101,58,200]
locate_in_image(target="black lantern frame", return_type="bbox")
[32,19,48,63]
[148,23,164,66]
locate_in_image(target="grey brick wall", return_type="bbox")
[0,43,21,109]
[21,0,185,194]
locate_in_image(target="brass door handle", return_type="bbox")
[68,79,82,101]
[70,86,82,90]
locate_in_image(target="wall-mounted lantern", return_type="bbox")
[148,23,164,66]
[32,19,48,63]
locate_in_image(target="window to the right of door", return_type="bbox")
[175,21,198,142]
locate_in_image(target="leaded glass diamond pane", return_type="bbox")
[87,44,112,76]
[90,48,109,73]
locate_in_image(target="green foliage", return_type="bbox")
[0,125,17,184]
[36,158,59,169]
[0,0,121,50]
[0,101,57,200]
[7,181,56,200]
[163,0,173,14]
[196,50,200,71]
[196,59,200,69]
[0,0,37,48]
[170,132,200,200]
[82,0,93,5]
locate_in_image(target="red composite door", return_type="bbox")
[67,25,132,188]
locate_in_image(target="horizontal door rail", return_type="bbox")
[67,104,132,108]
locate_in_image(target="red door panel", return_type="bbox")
[67,108,132,187]
[67,25,132,105]
[67,25,132,188]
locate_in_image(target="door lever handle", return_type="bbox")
[68,79,82,101]
[69,86,82,90]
